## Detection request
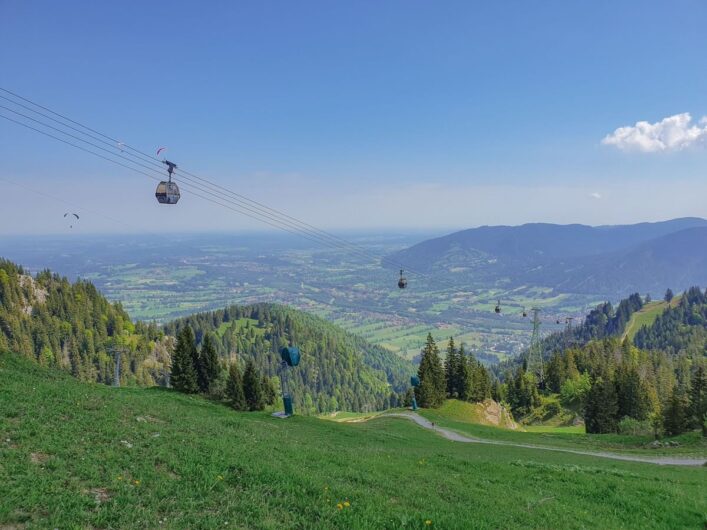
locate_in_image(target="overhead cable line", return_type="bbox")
[0,87,466,292]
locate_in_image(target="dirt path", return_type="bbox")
[384,412,706,467]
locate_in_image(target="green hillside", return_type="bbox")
[164,303,414,413]
[622,297,681,342]
[1,353,705,529]
[0,259,413,414]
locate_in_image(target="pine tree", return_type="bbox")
[584,377,619,434]
[664,288,674,303]
[226,362,246,411]
[545,353,565,393]
[243,359,265,411]
[471,363,492,402]
[663,387,689,436]
[688,365,706,434]
[415,333,446,408]
[171,326,199,394]
[444,337,458,397]
[198,333,221,393]
[616,365,651,420]
[261,374,277,406]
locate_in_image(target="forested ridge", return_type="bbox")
[164,303,413,413]
[0,259,168,386]
[0,259,413,414]
[634,286,707,356]
[509,287,707,435]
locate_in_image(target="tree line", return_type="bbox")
[170,326,276,411]
[545,337,706,436]
[414,334,496,408]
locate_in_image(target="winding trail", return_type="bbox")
[383,413,707,467]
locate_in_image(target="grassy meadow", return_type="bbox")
[1,353,705,529]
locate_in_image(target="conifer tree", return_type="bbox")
[261,374,277,406]
[415,333,446,408]
[688,365,706,434]
[198,333,221,393]
[444,337,458,397]
[243,359,265,411]
[226,362,246,411]
[171,326,199,394]
[471,363,492,402]
[663,387,689,436]
[584,377,619,433]
[459,351,474,402]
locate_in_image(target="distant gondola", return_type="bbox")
[522,308,528,318]
[495,300,501,314]
[398,269,407,289]
[155,160,180,204]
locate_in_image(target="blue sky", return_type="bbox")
[1,1,706,234]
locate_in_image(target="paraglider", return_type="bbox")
[63,212,79,228]
[397,269,408,289]
[156,146,167,158]
[155,159,180,204]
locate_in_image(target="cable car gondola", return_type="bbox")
[495,300,501,314]
[522,307,528,318]
[155,160,180,204]
[398,269,408,289]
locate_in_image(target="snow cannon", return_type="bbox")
[410,375,420,411]
[280,346,301,367]
[273,346,301,418]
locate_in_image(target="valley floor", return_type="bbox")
[1,354,705,529]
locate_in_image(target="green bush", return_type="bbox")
[618,417,652,436]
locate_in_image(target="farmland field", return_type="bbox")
[0,233,601,362]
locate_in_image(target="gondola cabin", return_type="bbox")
[156,160,180,204]
[398,269,408,289]
[155,181,180,204]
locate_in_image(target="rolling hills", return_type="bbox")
[389,218,707,296]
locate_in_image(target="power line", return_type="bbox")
[0,87,457,289]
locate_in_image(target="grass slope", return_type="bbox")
[623,297,681,342]
[1,353,705,529]
[419,405,706,457]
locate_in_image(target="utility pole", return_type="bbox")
[109,347,122,387]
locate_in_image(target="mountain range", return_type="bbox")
[390,218,707,296]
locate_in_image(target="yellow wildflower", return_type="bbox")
[425,520,432,526]
[133,479,140,486]
[217,475,224,481]
[336,503,343,510]
[343,501,350,508]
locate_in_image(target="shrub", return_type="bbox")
[618,417,652,436]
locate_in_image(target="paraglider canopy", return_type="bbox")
[280,346,301,367]
[63,212,79,228]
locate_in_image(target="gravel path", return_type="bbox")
[384,412,707,467]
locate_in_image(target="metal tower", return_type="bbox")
[528,308,544,385]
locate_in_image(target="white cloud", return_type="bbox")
[602,113,707,152]
[590,192,602,199]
